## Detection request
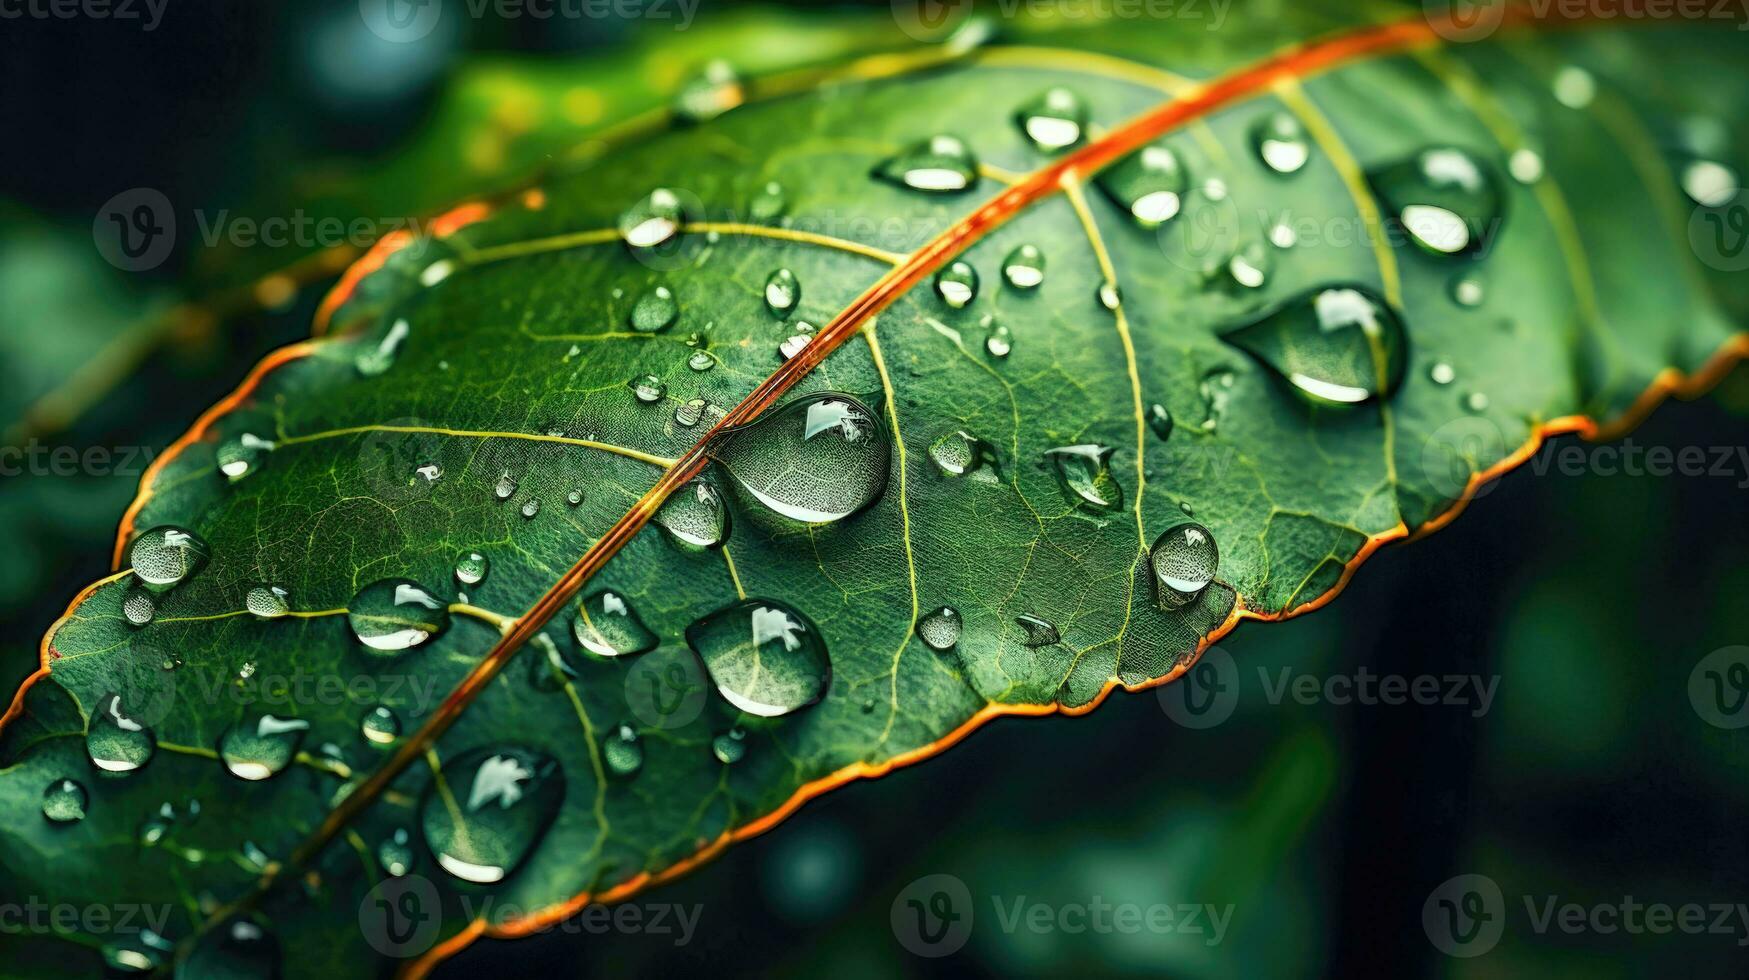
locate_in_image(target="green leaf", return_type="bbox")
[2,5,1745,976]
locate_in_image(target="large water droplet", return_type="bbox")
[1251,111,1310,174]
[1002,244,1045,289]
[874,135,977,193]
[620,188,685,248]
[685,599,830,717]
[573,590,658,658]
[454,551,489,586]
[765,268,799,315]
[717,393,890,525]
[41,778,88,823]
[87,694,155,773]
[1097,145,1186,226]
[1015,614,1059,647]
[604,724,644,779]
[245,584,290,620]
[219,714,309,781]
[348,579,450,652]
[362,705,401,746]
[935,260,980,309]
[654,478,730,548]
[1015,87,1087,152]
[1150,522,1218,609]
[355,318,410,377]
[422,745,563,884]
[1044,444,1123,511]
[916,606,962,651]
[1221,285,1407,406]
[628,285,679,333]
[1368,147,1503,256]
[129,526,209,587]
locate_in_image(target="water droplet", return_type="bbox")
[779,329,812,361]
[1015,614,1059,647]
[1015,87,1087,151]
[1682,159,1739,208]
[1150,522,1218,608]
[757,266,803,317]
[1464,391,1490,412]
[1146,403,1174,441]
[628,285,679,333]
[655,478,730,548]
[355,318,410,377]
[1097,145,1186,226]
[566,489,585,507]
[929,429,999,479]
[128,526,209,587]
[219,714,309,781]
[378,827,415,876]
[874,135,977,193]
[1508,148,1544,184]
[1199,369,1235,432]
[1429,362,1456,385]
[983,317,1012,358]
[1002,244,1045,289]
[245,584,290,620]
[1451,275,1485,307]
[687,599,829,717]
[87,694,155,773]
[217,433,274,482]
[1203,177,1229,201]
[422,745,563,884]
[934,260,979,308]
[520,498,542,519]
[1252,111,1310,174]
[454,552,489,587]
[688,351,715,372]
[1268,219,1299,249]
[750,180,787,221]
[122,585,155,627]
[102,931,175,975]
[1044,444,1123,511]
[1221,285,1407,406]
[494,470,518,501]
[362,705,401,745]
[182,918,279,979]
[573,590,658,658]
[1368,147,1503,256]
[629,374,667,404]
[1098,280,1122,310]
[1552,65,1595,108]
[1223,241,1270,289]
[675,397,709,427]
[42,778,87,823]
[620,188,684,248]
[673,59,742,123]
[916,606,962,651]
[717,393,890,524]
[604,724,644,779]
[348,579,450,652]
[527,632,576,692]
[711,728,747,764]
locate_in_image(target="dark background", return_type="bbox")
[3,1,1747,976]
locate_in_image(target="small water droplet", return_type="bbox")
[628,285,679,333]
[717,393,890,524]
[673,58,742,123]
[1508,147,1544,184]
[1015,614,1059,647]
[1146,403,1174,441]
[1045,444,1123,511]
[655,478,730,548]
[348,579,449,652]
[750,180,788,221]
[688,351,715,372]
[604,724,644,779]
[1552,65,1595,109]
[779,332,811,361]
[245,584,290,620]
[711,727,747,764]
[494,470,518,501]
[1002,244,1045,289]
[1015,87,1087,151]
[1150,522,1218,608]
[1429,362,1456,385]
[929,429,999,479]
[1198,369,1235,432]
[217,433,275,482]
[181,918,279,979]
[422,745,563,884]
[128,525,209,587]
[1268,219,1298,249]
[520,498,542,519]
[566,489,585,507]
[934,260,979,308]
[377,827,415,876]
[1098,280,1122,310]
[1221,285,1407,406]
[1464,391,1490,412]
[101,931,174,975]
[362,705,401,745]
[1451,275,1485,308]
[1682,159,1739,208]
[874,135,978,193]
[765,268,800,315]
[620,188,685,248]
[1252,111,1310,174]
[87,694,155,773]
[42,778,88,823]
[1368,147,1503,256]
[687,598,829,717]
[629,374,667,403]
[675,397,709,427]
[122,585,155,627]
[573,590,658,658]
[1097,144,1186,226]
[355,318,410,377]
[1223,241,1270,290]
[455,552,489,586]
[416,462,443,483]
[916,606,962,651]
[219,714,309,781]
[983,317,1012,358]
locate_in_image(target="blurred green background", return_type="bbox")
[3,1,1747,976]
